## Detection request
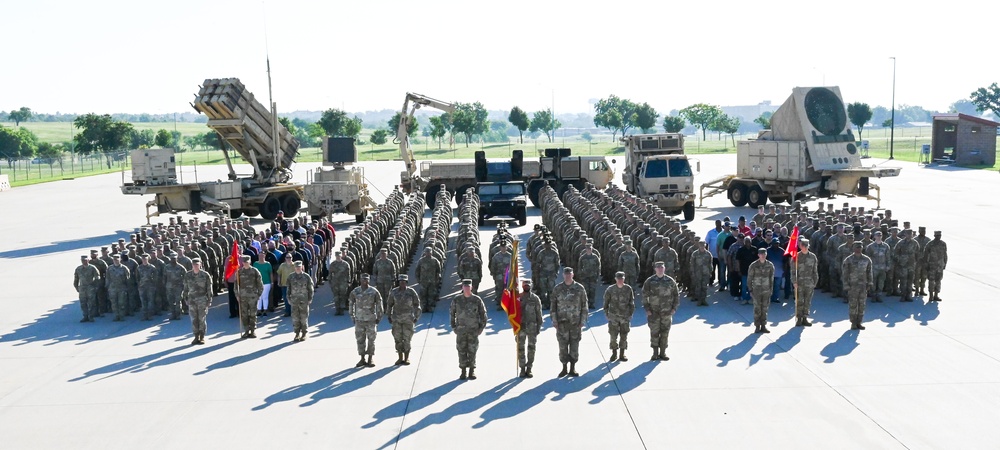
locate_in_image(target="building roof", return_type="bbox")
[932,113,1000,127]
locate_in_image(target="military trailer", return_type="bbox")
[303,137,375,223]
[700,86,901,209]
[122,78,303,221]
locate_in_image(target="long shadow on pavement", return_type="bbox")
[381,377,524,449]
[252,368,366,410]
[473,365,604,429]
[589,360,658,404]
[0,230,134,259]
[69,338,241,382]
[0,302,124,346]
[820,330,860,363]
[749,326,803,366]
[716,333,763,367]
[301,366,399,407]
[362,379,464,429]
[194,341,294,375]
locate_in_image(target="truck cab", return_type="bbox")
[476,181,527,226]
[621,133,698,220]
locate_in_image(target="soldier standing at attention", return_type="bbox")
[577,243,602,309]
[923,231,948,302]
[843,242,873,330]
[604,271,636,362]
[551,267,588,377]
[489,246,512,310]
[136,254,159,321]
[689,241,714,306]
[74,255,101,322]
[372,248,396,304]
[387,275,421,365]
[236,255,264,339]
[458,247,483,294]
[865,231,892,303]
[618,239,641,287]
[748,248,775,334]
[286,261,314,342]
[181,258,213,345]
[415,247,442,313]
[162,253,187,321]
[349,274,383,368]
[451,279,487,380]
[791,239,818,327]
[642,261,680,360]
[894,230,919,302]
[105,254,131,322]
[518,280,543,378]
[328,251,352,315]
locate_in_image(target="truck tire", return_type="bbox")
[527,180,544,208]
[282,195,301,218]
[228,209,243,219]
[244,208,260,218]
[425,185,443,210]
[768,196,788,205]
[260,196,282,221]
[355,210,367,223]
[683,202,695,221]
[747,186,768,208]
[517,208,527,227]
[455,184,473,206]
[728,184,749,207]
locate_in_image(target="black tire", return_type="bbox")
[282,195,301,218]
[682,202,695,221]
[768,196,787,205]
[455,184,473,206]
[424,185,442,210]
[478,214,485,227]
[728,184,749,207]
[243,209,260,218]
[527,180,544,208]
[260,196,282,221]
[747,186,767,209]
[355,210,367,223]
[517,208,527,227]
[228,209,243,219]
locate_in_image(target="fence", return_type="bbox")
[0,152,131,186]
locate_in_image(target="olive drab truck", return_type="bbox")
[699,86,900,209]
[303,137,376,223]
[121,78,303,222]
[620,133,699,221]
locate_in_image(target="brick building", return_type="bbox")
[931,113,998,166]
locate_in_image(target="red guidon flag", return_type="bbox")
[500,240,522,335]
[224,241,241,281]
[784,226,800,260]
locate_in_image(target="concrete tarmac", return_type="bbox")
[0,154,997,449]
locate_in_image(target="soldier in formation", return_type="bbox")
[349,274,383,368]
[73,255,101,322]
[748,248,775,333]
[387,275,421,365]
[643,261,679,361]
[923,231,948,302]
[451,279,487,380]
[286,260,314,342]
[843,242,873,330]
[236,255,263,339]
[604,271,635,362]
[551,267,588,377]
[182,258,212,345]
[517,279,542,378]
[791,239,818,327]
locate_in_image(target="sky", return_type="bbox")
[2,0,997,117]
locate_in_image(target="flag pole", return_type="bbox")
[237,262,244,337]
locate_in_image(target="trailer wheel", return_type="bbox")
[282,195,301,218]
[747,186,768,208]
[683,202,695,221]
[728,184,749,207]
[260,196,282,221]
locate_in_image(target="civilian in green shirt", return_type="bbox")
[253,252,274,316]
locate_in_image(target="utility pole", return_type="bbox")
[889,56,896,160]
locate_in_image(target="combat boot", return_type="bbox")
[761,326,770,334]
[248,330,257,339]
[191,336,199,345]
[468,368,477,380]
[849,316,859,330]
[651,348,659,361]
[568,362,579,377]
[619,350,628,362]
[610,349,618,362]
[356,357,367,368]
[292,331,300,342]
[935,293,943,302]
[460,368,467,380]
[525,365,534,378]
[559,363,568,377]
[754,323,762,334]
[794,317,804,327]
[365,355,375,368]
[857,318,866,330]
[519,367,528,378]
[300,331,307,341]
[803,318,813,327]
[402,352,410,365]
[395,352,404,365]
[658,348,669,361]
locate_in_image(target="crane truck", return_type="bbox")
[620,133,699,221]
[699,86,901,209]
[395,92,616,209]
[122,78,303,221]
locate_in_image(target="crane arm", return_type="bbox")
[398,92,456,192]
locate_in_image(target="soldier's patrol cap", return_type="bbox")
[918,226,926,232]
[461,279,473,286]
[852,242,863,249]
[903,221,911,227]
[80,255,89,260]
[380,248,388,253]
[112,254,121,259]
[169,252,178,258]
[934,230,942,236]
[654,261,665,268]
[192,258,202,263]
[615,271,625,279]
[398,274,408,281]
[141,254,149,258]
[757,248,767,254]
[800,239,810,247]
[562,267,574,274]
[522,279,532,287]
[771,237,780,244]
[240,255,251,262]
[293,261,303,267]
[335,251,342,256]
[361,273,371,280]
[101,246,108,251]
[874,231,883,237]
[90,249,98,254]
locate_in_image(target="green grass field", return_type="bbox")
[1,121,211,145]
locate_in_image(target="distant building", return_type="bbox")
[930,114,998,166]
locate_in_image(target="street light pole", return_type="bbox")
[889,56,896,160]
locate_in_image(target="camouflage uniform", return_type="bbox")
[328,258,352,314]
[489,250,512,305]
[387,284,421,355]
[182,269,213,342]
[105,261,131,321]
[349,284,384,357]
[842,248,873,329]
[518,289,543,373]
[73,260,101,322]
[618,245,641,287]
[415,251,442,312]
[236,265,264,334]
[894,234,919,301]
[450,292,487,370]
[457,251,483,293]
[642,273,680,354]
[865,239,892,302]
[577,249,601,308]
[689,245,714,306]
[372,255,396,303]
[136,261,160,320]
[286,270,315,339]
[536,245,560,308]
[162,259,187,320]
[551,279,588,364]
[923,233,948,301]
[791,250,819,325]
[604,282,636,352]
[748,255,775,332]
[914,229,931,295]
